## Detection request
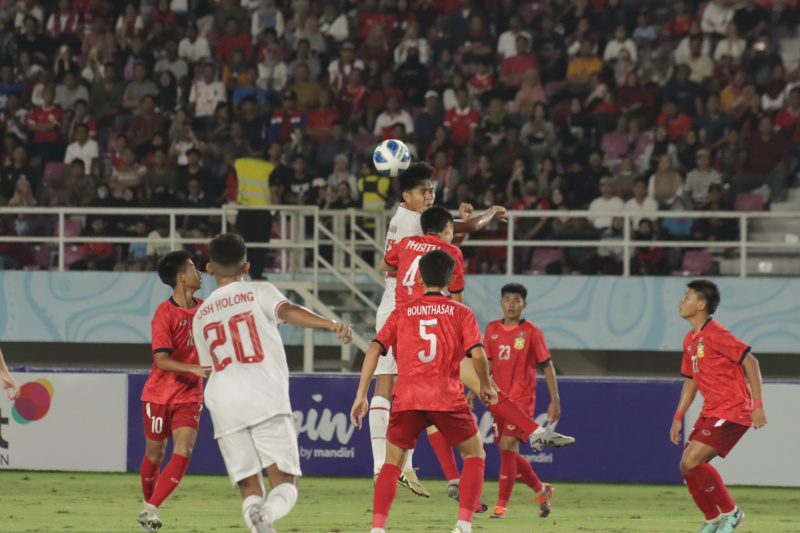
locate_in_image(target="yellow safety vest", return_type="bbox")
[235,158,274,206]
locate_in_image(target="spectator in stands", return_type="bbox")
[598,216,625,275]
[733,0,771,40]
[588,178,624,231]
[624,177,658,228]
[685,36,714,85]
[357,159,390,213]
[395,45,429,107]
[701,0,735,38]
[431,149,459,205]
[735,115,788,202]
[144,148,178,205]
[657,100,692,142]
[329,181,356,210]
[444,88,479,151]
[692,184,738,242]
[252,0,285,39]
[154,42,188,84]
[178,22,211,64]
[27,83,62,163]
[54,71,87,112]
[498,36,536,99]
[603,24,637,63]
[497,14,530,60]
[189,62,227,130]
[71,217,114,271]
[289,63,321,114]
[566,38,603,95]
[327,154,357,201]
[776,87,800,175]
[127,95,168,153]
[684,149,723,208]
[677,129,701,173]
[631,218,666,275]
[64,158,96,207]
[109,147,145,199]
[268,90,305,144]
[89,62,124,130]
[649,154,684,209]
[661,195,694,239]
[714,23,746,63]
[373,95,413,142]
[63,123,98,173]
[114,218,150,271]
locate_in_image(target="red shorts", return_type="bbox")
[493,398,534,443]
[686,417,749,458]
[143,401,203,441]
[387,405,479,450]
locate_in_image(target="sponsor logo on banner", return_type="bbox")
[12,379,54,424]
[294,393,356,461]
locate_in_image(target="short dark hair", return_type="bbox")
[157,250,193,288]
[633,177,648,187]
[687,279,720,314]
[418,249,454,288]
[398,162,434,192]
[501,283,527,301]
[210,233,247,268]
[420,205,453,234]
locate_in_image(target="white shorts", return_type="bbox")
[217,414,302,486]
[374,307,397,376]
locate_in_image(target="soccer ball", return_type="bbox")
[373,139,411,177]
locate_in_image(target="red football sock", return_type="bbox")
[373,463,402,529]
[515,454,544,493]
[140,455,161,503]
[497,450,518,508]
[457,457,485,523]
[428,430,461,481]
[683,469,720,520]
[148,453,190,508]
[687,464,735,515]
[487,391,540,437]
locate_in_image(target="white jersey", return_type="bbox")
[193,280,291,439]
[378,204,423,318]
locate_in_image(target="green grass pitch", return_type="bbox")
[1,472,799,533]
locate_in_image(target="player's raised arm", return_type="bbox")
[742,353,767,429]
[0,346,20,400]
[277,304,353,344]
[453,205,508,234]
[670,378,699,445]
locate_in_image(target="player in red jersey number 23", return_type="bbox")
[671,280,767,533]
[137,251,208,532]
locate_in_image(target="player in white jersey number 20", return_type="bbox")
[371,163,508,498]
[193,234,353,533]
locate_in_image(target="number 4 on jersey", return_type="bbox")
[402,256,422,295]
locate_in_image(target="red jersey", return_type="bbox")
[384,234,464,306]
[444,107,479,147]
[27,105,62,143]
[485,319,551,409]
[141,297,205,405]
[375,293,483,412]
[680,318,752,427]
[306,108,341,144]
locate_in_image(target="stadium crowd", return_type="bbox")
[0,0,798,274]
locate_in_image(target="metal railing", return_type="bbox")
[1,206,799,279]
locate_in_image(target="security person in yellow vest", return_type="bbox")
[234,157,274,279]
[357,159,391,230]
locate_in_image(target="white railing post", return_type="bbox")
[740,214,747,278]
[313,209,319,301]
[281,211,288,274]
[506,211,514,276]
[169,213,177,251]
[623,214,631,277]
[303,327,313,373]
[221,204,229,233]
[58,212,65,271]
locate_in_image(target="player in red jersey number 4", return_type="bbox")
[137,251,207,531]
[672,280,767,533]
[483,283,574,520]
[352,250,495,533]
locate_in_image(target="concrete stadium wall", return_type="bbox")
[1,371,797,487]
[1,272,798,353]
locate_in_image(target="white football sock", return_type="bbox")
[370,529,386,533]
[242,495,265,533]
[403,448,414,471]
[369,396,391,474]
[456,519,472,533]
[264,482,298,524]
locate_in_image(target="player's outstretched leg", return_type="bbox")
[239,473,274,533]
[451,433,486,533]
[427,427,460,494]
[681,441,744,533]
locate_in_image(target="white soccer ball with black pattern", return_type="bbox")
[373,139,411,177]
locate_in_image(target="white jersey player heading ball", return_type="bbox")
[193,233,352,533]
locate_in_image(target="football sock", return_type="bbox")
[369,396,391,474]
[373,463,402,530]
[515,454,544,493]
[264,482,298,523]
[497,450,518,508]
[683,468,721,521]
[148,453,190,508]
[456,520,473,533]
[458,457,485,524]
[428,430,461,481]
[242,494,265,533]
[140,455,161,503]
[403,448,414,472]
[686,464,735,517]
[487,390,540,437]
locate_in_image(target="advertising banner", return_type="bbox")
[0,372,128,472]
[127,374,685,484]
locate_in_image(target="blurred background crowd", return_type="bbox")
[0,0,799,275]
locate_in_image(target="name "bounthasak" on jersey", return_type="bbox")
[407,304,455,316]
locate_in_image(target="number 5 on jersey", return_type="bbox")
[203,311,265,371]
[419,319,438,362]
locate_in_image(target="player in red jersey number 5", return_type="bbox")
[671,280,767,533]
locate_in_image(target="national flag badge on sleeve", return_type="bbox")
[514,332,526,350]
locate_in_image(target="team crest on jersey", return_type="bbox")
[697,342,705,358]
[491,334,498,340]
[514,332,526,350]
[180,320,188,327]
